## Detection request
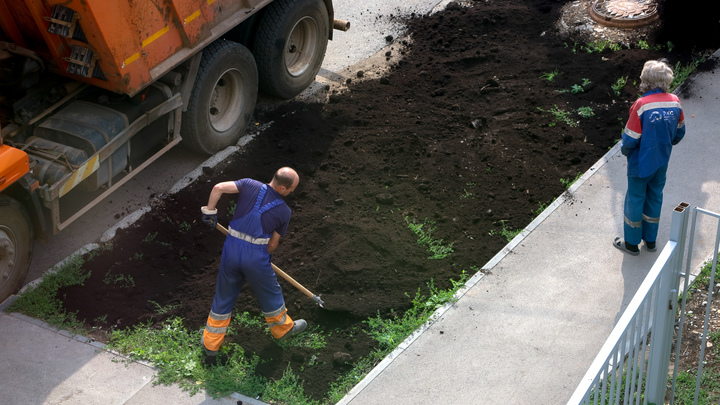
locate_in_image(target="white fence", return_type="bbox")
[568,202,689,404]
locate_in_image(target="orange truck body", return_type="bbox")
[0,145,29,193]
[0,0,280,97]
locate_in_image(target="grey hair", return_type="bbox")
[639,59,674,93]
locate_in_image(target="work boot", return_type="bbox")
[278,319,307,341]
[203,347,228,367]
[204,353,218,366]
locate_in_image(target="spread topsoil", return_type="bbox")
[53,0,720,401]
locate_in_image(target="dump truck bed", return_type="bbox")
[0,0,276,96]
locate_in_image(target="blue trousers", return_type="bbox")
[623,164,668,246]
[211,236,285,315]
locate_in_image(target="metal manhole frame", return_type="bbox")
[589,0,660,29]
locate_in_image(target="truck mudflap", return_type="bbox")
[0,145,29,193]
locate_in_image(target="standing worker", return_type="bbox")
[200,167,307,364]
[613,60,686,256]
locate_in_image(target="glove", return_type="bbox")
[201,206,218,229]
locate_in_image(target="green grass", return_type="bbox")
[673,369,720,405]
[106,272,471,403]
[108,317,209,393]
[537,105,577,127]
[561,172,582,189]
[533,201,550,217]
[327,271,469,401]
[9,253,474,404]
[364,275,466,350]
[6,253,91,332]
[670,51,711,92]
[489,220,521,243]
[275,325,327,350]
[108,316,321,403]
[103,270,135,288]
[680,255,720,303]
[670,255,720,402]
[405,217,454,260]
[148,300,179,314]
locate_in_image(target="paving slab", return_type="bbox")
[0,312,258,405]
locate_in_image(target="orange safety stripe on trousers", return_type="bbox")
[265,310,294,339]
[203,315,231,351]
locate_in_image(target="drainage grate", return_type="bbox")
[589,0,659,28]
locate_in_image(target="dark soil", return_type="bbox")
[55,0,720,401]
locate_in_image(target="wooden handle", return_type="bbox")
[271,263,314,299]
[215,223,315,299]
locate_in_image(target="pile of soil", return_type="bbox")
[54,0,720,401]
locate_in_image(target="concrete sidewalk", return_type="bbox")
[337,51,720,404]
[1,50,717,405]
[0,309,265,405]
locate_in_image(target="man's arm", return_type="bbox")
[267,231,281,253]
[205,181,240,211]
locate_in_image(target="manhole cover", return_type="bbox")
[590,0,659,28]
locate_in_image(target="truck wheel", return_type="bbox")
[253,0,329,99]
[182,40,258,155]
[0,196,32,303]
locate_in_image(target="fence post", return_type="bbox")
[646,203,689,403]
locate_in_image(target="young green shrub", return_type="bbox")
[583,40,609,53]
[611,76,628,96]
[540,69,561,82]
[577,106,595,118]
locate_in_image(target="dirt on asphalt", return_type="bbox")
[53,0,720,401]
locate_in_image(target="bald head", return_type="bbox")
[270,167,299,196]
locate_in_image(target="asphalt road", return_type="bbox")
[23,0,455,287]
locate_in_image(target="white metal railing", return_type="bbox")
[668,207,720,404]
[568,202,690,405]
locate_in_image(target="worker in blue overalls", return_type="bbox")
[614,60,686,256]
[199,167,306,364]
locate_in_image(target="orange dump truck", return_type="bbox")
[0,0,347,301]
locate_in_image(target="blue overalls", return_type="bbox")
[202,185,294,353]
[621,88,685,247]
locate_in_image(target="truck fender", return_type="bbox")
[2,175,50,243]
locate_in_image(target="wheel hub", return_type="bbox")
[209,69,243,133]
[0,229,16,287]
[286,17,318,77]
[590,0,659,28]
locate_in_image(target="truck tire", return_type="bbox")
[0,196,32,303]
[182,40,258,155]
[253,0,329,99]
